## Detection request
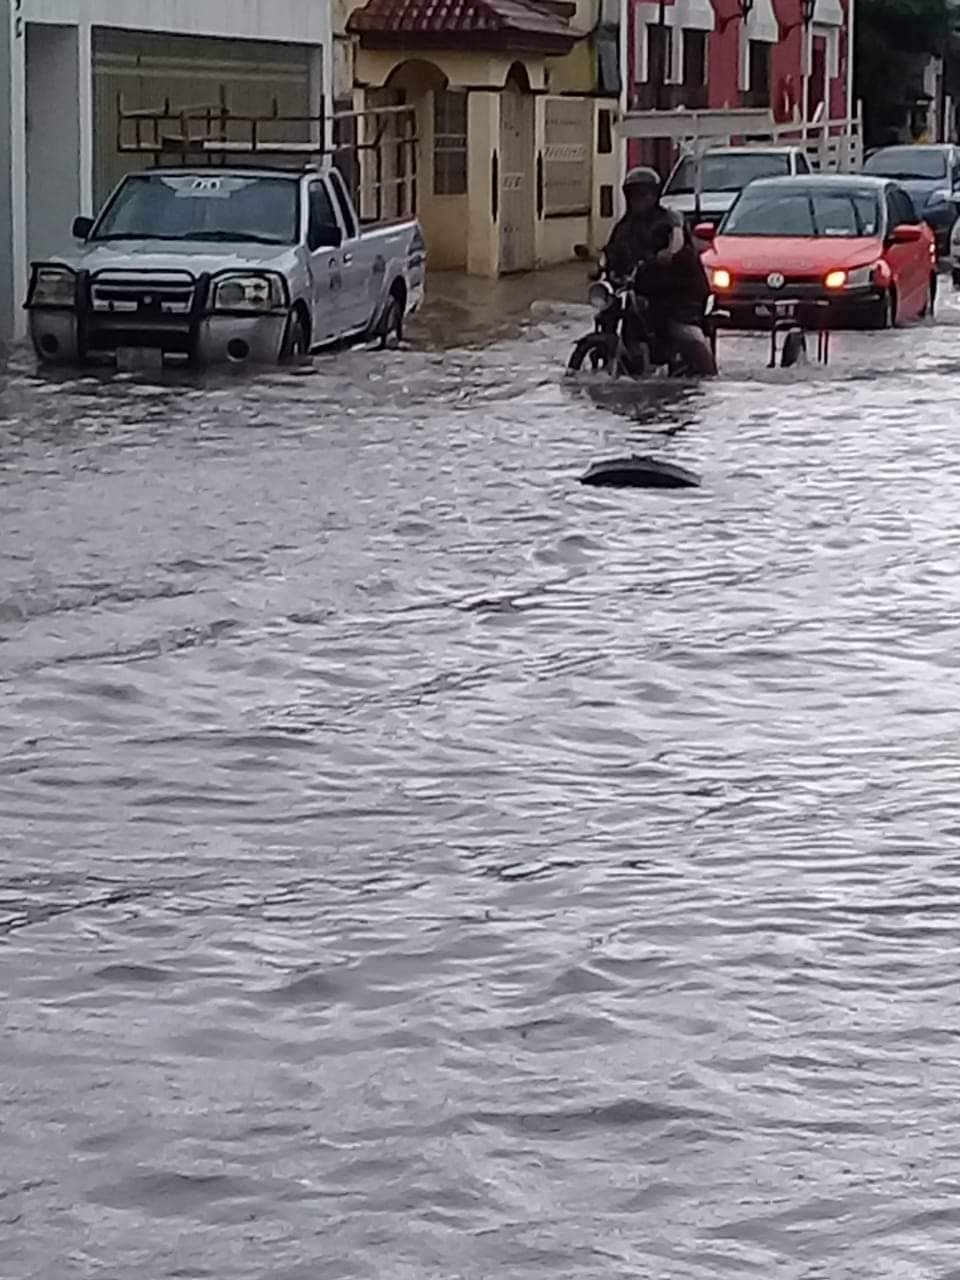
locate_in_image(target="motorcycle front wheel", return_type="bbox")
[567,332,625,376]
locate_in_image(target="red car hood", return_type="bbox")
[704,235,883,276]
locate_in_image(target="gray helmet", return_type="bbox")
[623,165,661,193]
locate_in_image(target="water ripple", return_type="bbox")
[3,272,960,1277]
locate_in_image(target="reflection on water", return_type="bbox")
[3,271,960,1279]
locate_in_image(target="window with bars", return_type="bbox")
[543,97,592,216]
[434,90,467,196]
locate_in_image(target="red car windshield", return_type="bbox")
[723,190,881,238]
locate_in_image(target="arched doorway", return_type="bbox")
[499,63,536,273]
[365,59,448,221]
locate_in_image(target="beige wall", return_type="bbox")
[539,214,590,265]
[354,40,616,277]
[545,41,594,95]
[467,90,499,276]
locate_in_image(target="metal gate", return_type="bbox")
[499,83,535,273]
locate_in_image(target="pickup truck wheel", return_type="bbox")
[378,297,404,350]
[280,309,308,363]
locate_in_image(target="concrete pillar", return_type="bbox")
[591,100,618,252]
[0,3,15,348]
[467,89,500,277]
[26,24,90,276]
[4,5,28,344]
[533,92,546,267]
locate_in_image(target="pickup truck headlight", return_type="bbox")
[211,273,285,312]
[29,266,76,307]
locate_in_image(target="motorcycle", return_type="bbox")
[567,255,721,378]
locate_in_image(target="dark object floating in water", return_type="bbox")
[580,455,700,489]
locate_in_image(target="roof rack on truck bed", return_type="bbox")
[116,92,418,224]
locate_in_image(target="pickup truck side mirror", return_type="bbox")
[72,215,94,240]
[308,220,343,251]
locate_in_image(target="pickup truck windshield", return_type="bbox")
[93,173,299,244]
[863,147,947,180]
[666,153,791,195]
[723,190,881,238]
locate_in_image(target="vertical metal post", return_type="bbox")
[801,19,811,146]
[845,0,855,134]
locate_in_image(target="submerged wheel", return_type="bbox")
[378,295,404,350]
[567,332,626,376]
[279,308,309,363]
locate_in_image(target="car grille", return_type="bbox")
[727,277,830,300]
[89,271,196,316]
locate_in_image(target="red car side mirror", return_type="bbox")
[693,222,716,241]
[891,223,923,244]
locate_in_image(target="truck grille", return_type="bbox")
[89,271,196,316]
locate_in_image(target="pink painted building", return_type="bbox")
[625,0,851,167]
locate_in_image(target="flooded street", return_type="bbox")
[5,267,960,1278]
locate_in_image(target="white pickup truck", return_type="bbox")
[661,145,813,230]
[24,163,425,366]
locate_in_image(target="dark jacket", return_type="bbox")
[604,204,710,321]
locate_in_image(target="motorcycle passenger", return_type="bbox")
[603,166,717,376]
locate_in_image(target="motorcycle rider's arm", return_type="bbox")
[655,211,685,264]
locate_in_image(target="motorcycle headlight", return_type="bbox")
[212,273,285,312]
[588,281,614,312]
[29,266,76,307]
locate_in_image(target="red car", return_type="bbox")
[699,174,937,329]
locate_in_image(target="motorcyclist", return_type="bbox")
[602,165,717,376]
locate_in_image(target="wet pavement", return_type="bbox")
[4,267,960,1278]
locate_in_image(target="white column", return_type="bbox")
[77,20,93,213]
[10,9,28,340]
[25,24,85,267]
[617,0,629,193]
[0,3,16,343]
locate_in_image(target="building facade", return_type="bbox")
[624,0,852,170]
[0,0,333,343]
[346,0,621,276]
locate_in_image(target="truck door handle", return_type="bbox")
[342,253,353,266]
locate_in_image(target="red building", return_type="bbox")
[625,0,852,168]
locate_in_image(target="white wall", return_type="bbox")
[26,25,83,265]
[1,0,334,342]
[22,0,331,46]
[0,8,14,348]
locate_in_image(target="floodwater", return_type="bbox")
[4,268,960,1279]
